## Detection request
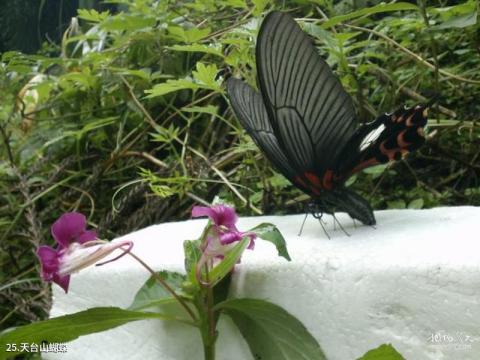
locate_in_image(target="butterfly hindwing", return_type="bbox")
[226,78,312,195]
[335,105,428,178]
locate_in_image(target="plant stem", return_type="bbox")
[199,263,216,360]
[201,326,216,360]
[127,251,197,321]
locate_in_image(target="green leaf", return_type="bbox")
[321,2,419,28]
[345,174,357,187]
[387,200,406,209]
[167,44,223,57]
[358,344,405,360]
[363,164,388,177]
[145,79,199,98]
[129,271,187,312]
[219,298,326,360]
[108,67,151,81]
[149,184,175,198]
[434,12,477,29]
[408,198,424,209]
[145,63,221,98]
[183,239,202,283]
[208,237,249,286]
[252,0,269,16]
[267,173,290,188]
[249,223,291,261]
[224,0,247,8]
[168,26,210,43]
[192,62,220,89]
[0,307,165,359]
[104,15,155,32]
[181,105,218,116]
[150,124,180,143]
[77,9,110,22]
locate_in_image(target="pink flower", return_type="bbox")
[192,205,256,253]
[191,205,238,231]
[36,212,132,293]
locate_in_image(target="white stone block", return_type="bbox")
[48,207,480,360]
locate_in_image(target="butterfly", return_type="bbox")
[226,11,428,233]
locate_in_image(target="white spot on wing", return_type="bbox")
[359,124,386,151]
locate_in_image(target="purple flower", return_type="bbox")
[36,212,132,293]
[191,205,238,231]
[192,205,256,257]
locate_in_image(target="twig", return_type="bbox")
[120,75,157,128]
[123,151,168,168]
[0,112,15,165]
[403,160,442,197]
[186,144,262,215]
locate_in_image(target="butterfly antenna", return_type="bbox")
[332,213,350,237]
[298,212,309,236]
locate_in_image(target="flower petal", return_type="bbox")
[77,230,97,244]
[36,246,59,281]
[219,231,244,245]
[51,212,87,247]
[192,205,238,229]
[53,273,71,293]
[213,205,238,229]
[192,206,217,221]
[246,233,256,250]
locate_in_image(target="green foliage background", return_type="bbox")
[0,0,479,330]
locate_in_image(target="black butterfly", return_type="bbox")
[227,11,428,231]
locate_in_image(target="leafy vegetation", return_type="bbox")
[1,0,478,335]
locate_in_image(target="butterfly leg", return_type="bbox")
[298,212,309,236]
[311,211,330,239]
[332,213,350,237]
[317,215,331,240]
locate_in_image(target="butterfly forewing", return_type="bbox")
[256,11,357,180]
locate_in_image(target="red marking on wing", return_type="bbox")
[294,175,321,195]
[346,105,427,178]
[304,172,321,187]
[396,130,410,148]
[380,141,398,161]
[322,170,334,190]
[294,176,308,189]
[405,114,415,127]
